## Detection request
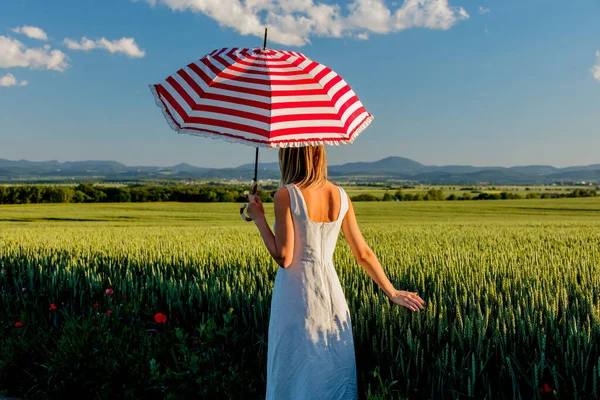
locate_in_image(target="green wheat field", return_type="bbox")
[2,198,600,399]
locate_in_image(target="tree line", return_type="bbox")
[0,184,275,205]
[352,188,599,202]
[0,184,596,205]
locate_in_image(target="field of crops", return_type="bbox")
[2,199,600,399]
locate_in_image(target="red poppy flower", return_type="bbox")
[14,321,24,327]
[540,383,552,393]
[194,339,199,344]
[105,289,113,295]
[122,295,127,299]
[49,303,57,311]
[94,303,99,308]
[107,309,113,314]
[154,313,167,324]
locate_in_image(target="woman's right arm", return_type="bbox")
[341,194,426,312]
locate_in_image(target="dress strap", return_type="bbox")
[336,186,349,223]
[284,183,307,219]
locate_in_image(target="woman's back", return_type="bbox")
[266,181,358,400]
[294,181,344,223]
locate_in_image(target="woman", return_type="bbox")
[246,145,426,399]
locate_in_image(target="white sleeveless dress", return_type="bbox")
[266,183,359,400]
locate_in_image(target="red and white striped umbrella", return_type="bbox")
[150,47,373,148]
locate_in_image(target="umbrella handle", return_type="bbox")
[240,204,253,222]
[240,184,259,222]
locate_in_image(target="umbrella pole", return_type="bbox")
[241,146,259,221]
[251,27,266,196]
[252,147,259,195]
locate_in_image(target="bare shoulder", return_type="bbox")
[274,187,290,205]
[323,180,340,193]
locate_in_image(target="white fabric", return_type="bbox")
[266,183,358,400]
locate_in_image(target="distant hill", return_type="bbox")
[237,162,281,171]
[507,165,559,175]
[0,157,598,185]
[237,156,424,175]
[330,156,423,175]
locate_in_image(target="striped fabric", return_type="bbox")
[150,47,373,148]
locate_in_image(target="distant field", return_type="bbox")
[1,197,599,227]
[341,185,591,198]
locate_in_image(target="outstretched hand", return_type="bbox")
[388,290,426,312]
[246,193,265,222]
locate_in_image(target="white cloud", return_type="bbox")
[0,36,69,71]
[11,25,48,41]
[0,73,28,87]
[478,6,490,14]
[136,0,469,46]
[592,51,600,82]
[63,37,146,58]
[392,0,469,31]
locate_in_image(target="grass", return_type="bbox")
[1,198,600,399]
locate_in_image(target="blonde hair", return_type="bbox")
[279,145,328,188]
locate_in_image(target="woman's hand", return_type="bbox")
[388,289,426,312]
[247,193,265,222]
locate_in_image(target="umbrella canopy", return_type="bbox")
[150,47,373,148]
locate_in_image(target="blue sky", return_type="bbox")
[0,0,598,168]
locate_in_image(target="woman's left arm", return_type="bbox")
[247,188,294,268]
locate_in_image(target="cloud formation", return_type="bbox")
[593,51,600,82]
[138,0,469,46]
[11,25,48,40]
[478,6,490,14]
[0,73,28,87]
[63,37,146,58]
[0,36,69,71]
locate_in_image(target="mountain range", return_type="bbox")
[0,157,598,185]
